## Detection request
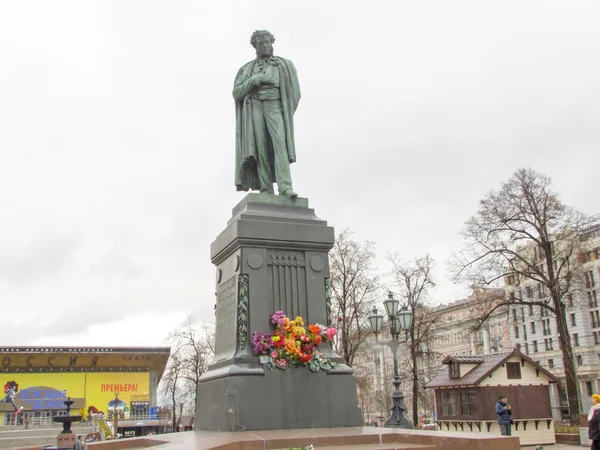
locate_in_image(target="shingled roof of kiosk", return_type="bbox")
[424,347,559,388]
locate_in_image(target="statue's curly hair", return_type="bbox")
[250,30,275,48]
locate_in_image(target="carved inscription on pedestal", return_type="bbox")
[214,276,237,360]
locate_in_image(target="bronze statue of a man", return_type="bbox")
[233,30,301,197]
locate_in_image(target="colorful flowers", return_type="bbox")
[251,332,272,355]
[251,311,338,372]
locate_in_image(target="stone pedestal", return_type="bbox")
[195,194,362,431]
[56,434,76,449]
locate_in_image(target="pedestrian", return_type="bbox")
[589,394,600,450]
[74,435,83,450]
[495,394,513,436]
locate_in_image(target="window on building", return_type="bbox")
[460,390,477,416]
[440,390,457,416]
[591,311,600,328]
[512,308,517,321]
[544,338,553,351]
[524,343,529,354]
[533,340,538,352]
[594,332,600,345]
[567,294,574,307]
[585,271,595,288]
[573,334,579,346]
[577,355,584,366]
[526,286,534,299]
[548,359,554,368]
[570,313,577,327]
[531,322,536,334]
[586,381,594,397]
[541,305,549,317]
[538,284,544,299]
[543,319,551,336]
[589,291,598,308]
[529,304,534,315]
[514,326,519,338]
[449,362,460,378]
[523,325,527,340]
[506,362,521,379]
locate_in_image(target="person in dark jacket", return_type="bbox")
[589,394,600,450]
[496,395,513,436]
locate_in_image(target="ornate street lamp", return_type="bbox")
[368,291,413,429]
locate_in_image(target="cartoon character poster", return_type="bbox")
[0,372,149,419]
[1,381,19,411]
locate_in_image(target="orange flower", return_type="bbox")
[314,335,322,346]
[309,324,321,335]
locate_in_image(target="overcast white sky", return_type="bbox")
[1,1,599,347]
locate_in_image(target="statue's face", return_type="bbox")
[255,35,273,57]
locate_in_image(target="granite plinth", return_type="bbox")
[196,193,361,431]
[81,427,521,450]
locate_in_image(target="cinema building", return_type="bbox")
[0,347,170,429]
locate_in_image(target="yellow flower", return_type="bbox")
[272,336,280,342]
[292,326,306,335]
[295,316,304,326]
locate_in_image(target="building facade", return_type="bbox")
[0,347,169,429]
[504,218,600,420]
[429,287,512,361]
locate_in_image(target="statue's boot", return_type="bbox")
[281,189,298,198]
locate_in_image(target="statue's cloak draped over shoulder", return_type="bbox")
[233,57,301,191]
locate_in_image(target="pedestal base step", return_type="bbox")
[278,444,434,450]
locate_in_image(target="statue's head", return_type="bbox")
[250,30,275,58]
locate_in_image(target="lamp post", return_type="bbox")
[367,291,414,429]
[112,392,120,439]
[157,407,161,434]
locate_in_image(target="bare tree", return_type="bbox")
[389,254,437,425]
[329,229,379,367]
[167,316,215,410]
[450,167,586,425]
[159,353,183,432]
[352,345,377,424]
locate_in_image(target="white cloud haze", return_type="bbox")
[1,0,599,346]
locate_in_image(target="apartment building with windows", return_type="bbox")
[504,216,600,420]
[429,287,512,363]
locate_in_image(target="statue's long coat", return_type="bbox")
[233,57,301,191]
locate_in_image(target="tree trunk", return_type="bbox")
[171,392,177,433]
[555,302,580,426]
[412,346,419,426]
[546,243,581,427]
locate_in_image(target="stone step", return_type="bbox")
[0,427,94,438]
[0,427,95,449]
[0,435,58,449]
[276,445,434,450]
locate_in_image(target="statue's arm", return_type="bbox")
[233,73,261,102]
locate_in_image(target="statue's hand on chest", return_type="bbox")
[251,59,279,84]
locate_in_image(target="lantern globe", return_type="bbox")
[383,291,399,319]
[396,305,413,331]
[368,307,384,334]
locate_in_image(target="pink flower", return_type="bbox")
[325,327,337,342]
[271,310,287,326]
[270,350,278,359]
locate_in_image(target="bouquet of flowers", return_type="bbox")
[251,311,338,372]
